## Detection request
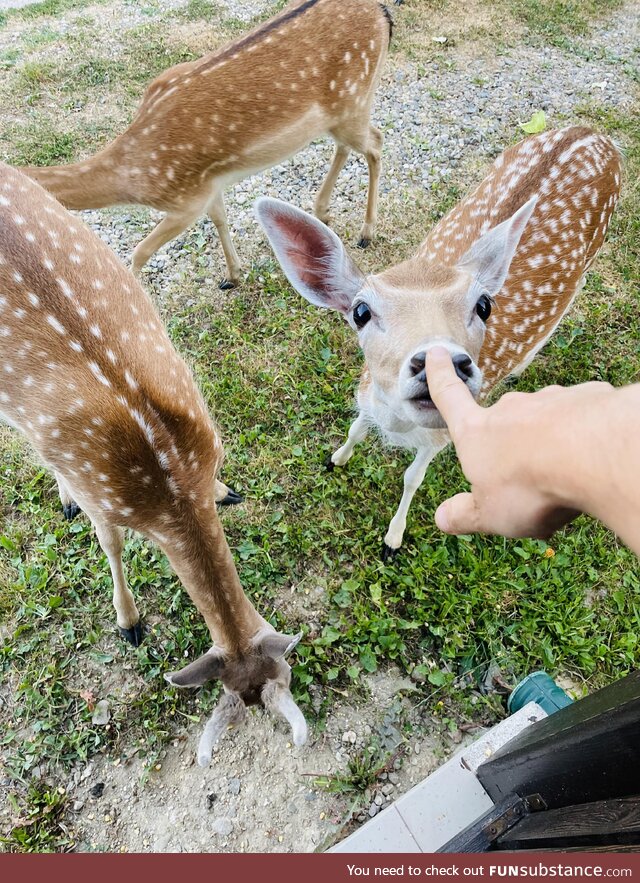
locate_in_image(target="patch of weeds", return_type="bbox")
[427,181,464,224]
[21,25,61,50]
[0,0,105,27]
[313,742,393,795]
[494,0,625,46]
[120,25,197,84]
[18,60,57,87]
[181,0,220,21]
[1,784,72,853]
[2,125,80,165]
[0,48,20,70]
[63,57,127,90]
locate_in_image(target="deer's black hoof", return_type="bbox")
[62,502,81,521]
[357,237,371,249]
[219,278,237,291]
[218,487,244,506]
[325,456,336,472]
[381,543,399,563]
[119,622,144,647]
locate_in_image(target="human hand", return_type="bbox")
[424,347,612,539]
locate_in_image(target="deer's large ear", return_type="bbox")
[164,647,226,687]
[459,196,538,296]
[257,630,303,660]
[254,197,363,314]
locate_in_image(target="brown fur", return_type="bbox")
[415,126,622,391]
[0,162,287,688]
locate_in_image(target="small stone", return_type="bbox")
[212,817,233,838]
[368,804,379,818]
[382,784,395,796]
[388,772,400,784]
[341,730,357,744]
[206,793,217,810]
[374,794,383,806]
[92,700,110,726]
[90,782,105,799]
[227,777,241,796]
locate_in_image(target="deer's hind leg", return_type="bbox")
[206,190,242,290]
[91,517,142,646]
[55,470,81,521]
[214,478,244,507]
[330,119,383,248]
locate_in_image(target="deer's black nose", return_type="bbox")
[453,354,474,381]
[410,352,426,376]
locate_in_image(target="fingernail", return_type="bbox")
[427,346,451,363]
[435,504,450,532]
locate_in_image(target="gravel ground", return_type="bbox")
[1,0,638,855]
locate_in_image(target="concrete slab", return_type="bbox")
[462,702,547,773]
[330,702,547,853]
[331,806,421,854]
[394,752,493,851]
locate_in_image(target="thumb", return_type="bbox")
[435,493,480,535]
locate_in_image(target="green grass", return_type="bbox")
[0,0,104,29]
[501,0,626,44]
[1,784,71,853]
[4,125,88,165]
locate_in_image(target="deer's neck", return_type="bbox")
[158,510,263,653]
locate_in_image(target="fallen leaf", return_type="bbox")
[520,110,547,134]
[80,689,96,711]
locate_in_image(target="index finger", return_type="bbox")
[426,347,479,435]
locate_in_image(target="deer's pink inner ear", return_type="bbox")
[274,209,334,295]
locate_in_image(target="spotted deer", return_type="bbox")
[256,126,622,558]
[23,0,391,290]
[0,162,307,760]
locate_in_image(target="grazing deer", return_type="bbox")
[256,126,622,558]
[22,0,391,289]
[0,162,307,758]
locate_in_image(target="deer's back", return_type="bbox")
[115,0,390,209]
[419,127,622,389]
[0,163,220,528]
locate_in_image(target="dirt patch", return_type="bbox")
[57,669,452,853]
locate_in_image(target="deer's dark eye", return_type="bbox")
[476,294,492,322]
[353,302,372,328]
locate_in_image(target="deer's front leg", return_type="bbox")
[382,435,449,561]
[327,411,369,470]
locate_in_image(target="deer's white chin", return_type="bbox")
[409,400,448,429]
